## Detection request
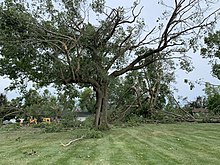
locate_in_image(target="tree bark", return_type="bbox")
[94,84,109,129]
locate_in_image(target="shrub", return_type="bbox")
[78,116,94,129]
[43,123,63,133]
[32,122,63,133]
[67,127,105,140]
[126,115,144,126]
[208,94,220,115]
[61,115,95,129]
[32,122,49,128]
[85,129,104,138]
[61,119,82,128]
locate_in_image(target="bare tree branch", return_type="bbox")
[60,136,84,147]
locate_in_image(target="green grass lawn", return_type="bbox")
[0,123,220,165]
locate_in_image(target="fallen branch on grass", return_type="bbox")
[23,149,39,156]
[60,136,85,147]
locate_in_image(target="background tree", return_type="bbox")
[56,85,78,115]
[140,59,176,116]
[108,59,178,122]
[201,31,220,79]
[203,83,220,115]
[21,88,77,121]
[201,30,220,114]
[187,96,207,109]
[0,94,23,124]
[78,87,96,113]
[0,0,219,129]
[22,89,52,119]
[207,94,220,115]
[0,93,7,107]
[0,93,8,122]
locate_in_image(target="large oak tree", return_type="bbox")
[0,0,219,128]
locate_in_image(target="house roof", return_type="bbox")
[192,108,208,113]
[76,112,92,117]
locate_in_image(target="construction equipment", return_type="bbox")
[43,118,51,124]
[29,116,37,124]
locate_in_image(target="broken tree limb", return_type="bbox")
[60,136,84,147]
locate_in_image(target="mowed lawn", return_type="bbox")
[0,123,220,165]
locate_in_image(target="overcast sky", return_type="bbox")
[0,0,220,102]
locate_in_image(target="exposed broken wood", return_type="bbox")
[60,136,84,147]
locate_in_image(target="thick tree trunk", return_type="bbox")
[94,84,109,129]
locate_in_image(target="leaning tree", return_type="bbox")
[0,0,219,129]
